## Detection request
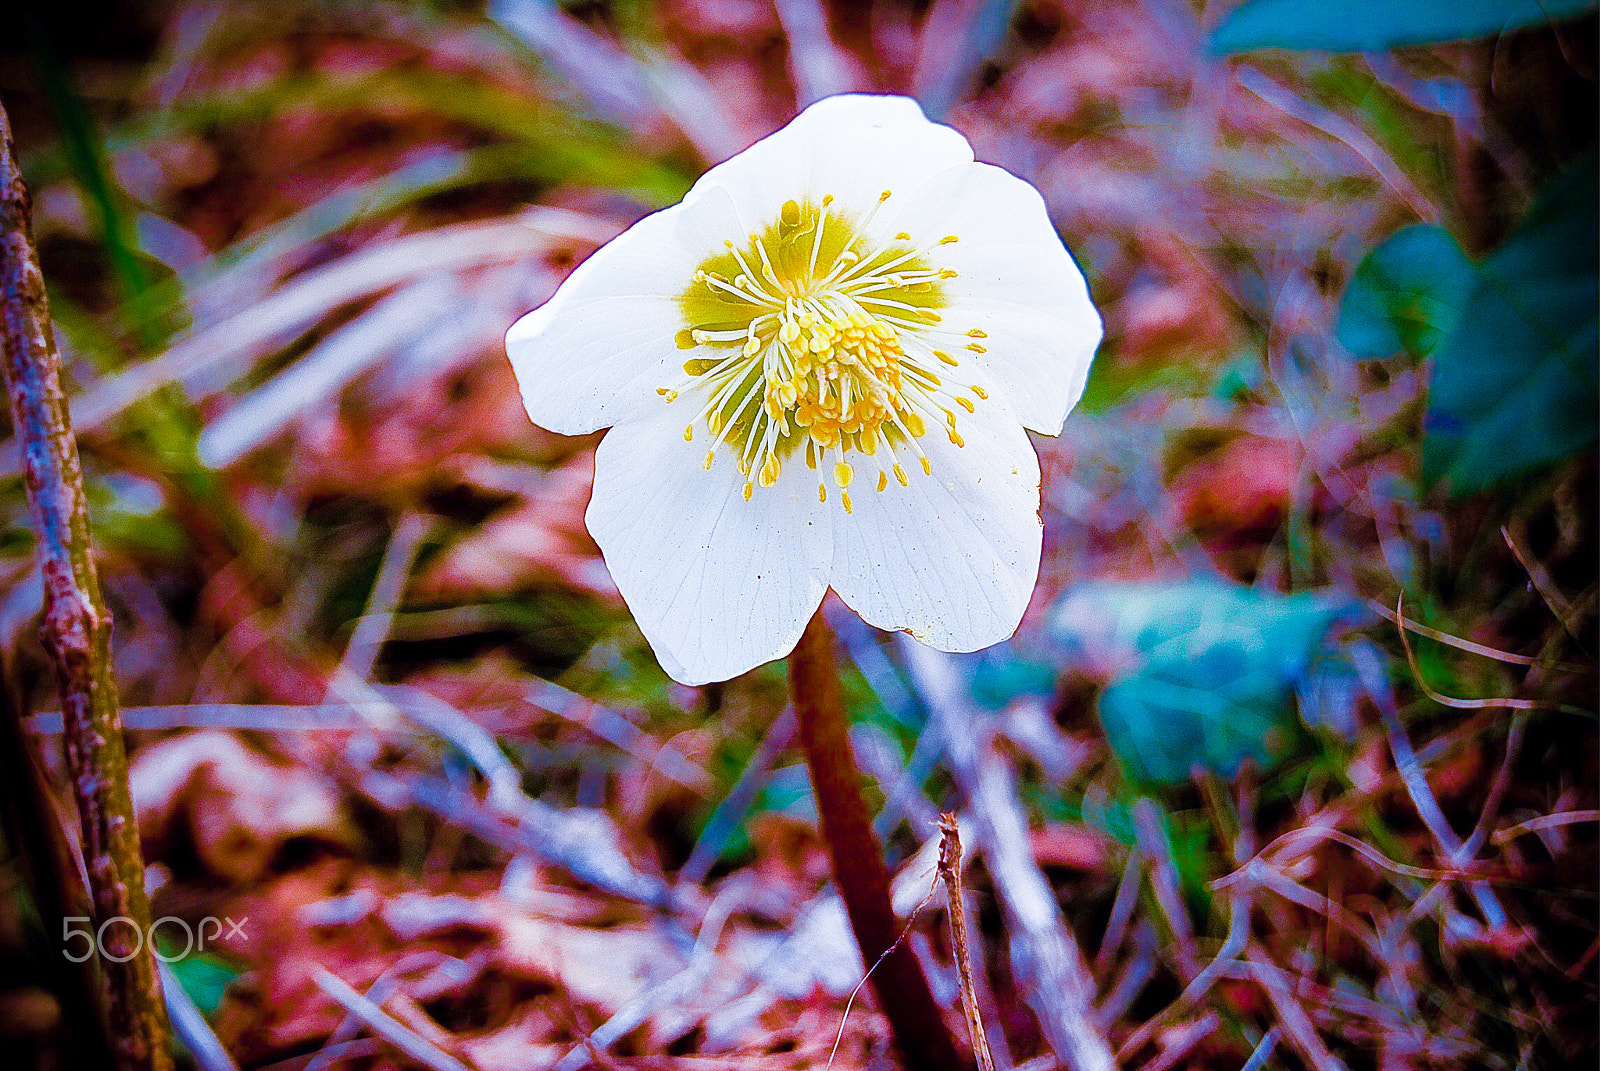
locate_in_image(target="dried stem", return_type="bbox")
[0,103,171,1071]
[788,611,965,1071]
[937,814,995,1071]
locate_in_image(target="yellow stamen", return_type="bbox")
[676,195,958,502]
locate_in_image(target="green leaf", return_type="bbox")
[1336,225,1474,360]
[163,952,242,1020]
[1049,580,1367,785]
[1423,156,1599,495]
[1211,0,1597,53]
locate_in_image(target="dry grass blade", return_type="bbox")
[0,208,613,477]
[311,969,474,1071]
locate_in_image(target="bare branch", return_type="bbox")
[0,102,172,1071]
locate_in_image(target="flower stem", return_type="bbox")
[788,610,964,1071]
[0,103,172,1071]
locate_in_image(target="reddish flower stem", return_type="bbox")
[0,102,171,1071]
[788,610,965,1071]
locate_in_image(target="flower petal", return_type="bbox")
[828,398,1042,652]
[587,402,834,684]
[887,162,1101,434]
[506,185,743,435]
[692,95,975,229]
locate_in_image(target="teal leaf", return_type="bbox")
[163,952,242,1020]
[1050,580,1368,785]
[1336,225,1474,360]
[1211,0,1597,53]
[1423,156,1599,495]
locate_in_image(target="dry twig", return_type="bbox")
[0,102,172,1071]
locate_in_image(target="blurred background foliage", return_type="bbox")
[0,1,1594,1069]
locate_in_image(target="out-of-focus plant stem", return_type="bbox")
[0,102,172,1071]
[788,610,965,1071]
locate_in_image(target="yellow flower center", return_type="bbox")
[671,193,982,511]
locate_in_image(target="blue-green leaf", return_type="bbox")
[1050,580,1368,785]
[1212,0,1596,53]
[163,953,242,1019]
[1336,224,1474,360]
[1423,156,1599,495]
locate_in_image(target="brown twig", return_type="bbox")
[937,814,995,1071]
[788,611,965,1071]
[0,103,171,1070]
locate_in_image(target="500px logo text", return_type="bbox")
[62,915,247,962]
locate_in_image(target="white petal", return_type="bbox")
[887,162,1101,434]
[691,95,975,230]
[587,402,834,685]
[506,185,742,435]
[829,399,1042,652]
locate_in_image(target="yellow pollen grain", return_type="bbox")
[935,350,959,366]
[939,235,958,244]
[971,384,988,399]
[902,411,926,437]
[834,461,853,488]
[921,457,933,475]
[968,329,987,338]
[948,429,965,447]
[939,268,958,278]
[841,492,853,513]
[683,424,694,442]
[759,457,781,486]
[879,190,892,202]
[957,397,974,413]
[895,231,911,241]
[818,483,827,503]
[966,342,987,353]
[877,471,888,492]
[657,388,678,401]
[893,463,908,486]
[703,450,715,470]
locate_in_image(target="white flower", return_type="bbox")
[506,95,1101,685]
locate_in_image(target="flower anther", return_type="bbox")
[507,95,1101,684]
